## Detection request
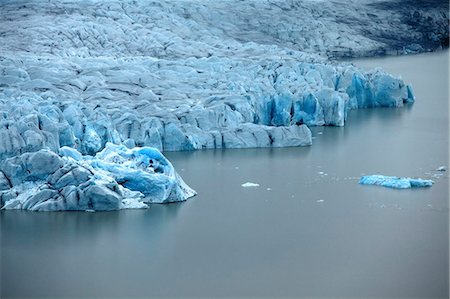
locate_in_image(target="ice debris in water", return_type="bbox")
[241,182,260,188]
[359,175,434,189]
[436,166,446,172]
[0,143,196,211]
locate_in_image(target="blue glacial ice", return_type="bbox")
[359,175,434,189]
[0,62,414,158]
[0,0,446,210]
[0,144,196,211]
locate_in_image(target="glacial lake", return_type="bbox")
[1,51,448,298]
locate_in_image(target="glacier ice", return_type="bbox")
[0,1,424,160]
[0,1,447,59]
[91,143,196,203]
[0,63,414,159]
[0,144,196,211]
[359,175,434,189]
[0,0,446,210]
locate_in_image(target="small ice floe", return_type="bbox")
[316,199,324,203]
[234,166,240,170]
[266,187,272,191]
[359,175,434,189]
[436,166,446,172]
[317,132,323,135]
[241,182,260,187]
[318,171,324,175]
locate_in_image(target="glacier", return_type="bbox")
[359,175,434,189]
[0,0,447,210]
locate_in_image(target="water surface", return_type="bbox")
[1,51,448,298]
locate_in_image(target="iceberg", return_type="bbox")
[0,144,196,211]
[359,175,434,189]
[436,166,447,172]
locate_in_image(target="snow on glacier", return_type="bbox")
[359,175,434,189]
[0,0,446,210]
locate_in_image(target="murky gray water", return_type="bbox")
[1,51,448,298]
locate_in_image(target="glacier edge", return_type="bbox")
[1,0,440,210]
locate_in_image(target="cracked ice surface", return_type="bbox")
[0,0,446,210]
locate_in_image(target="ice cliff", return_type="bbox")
[0,0,446,210]
[0,58,414,157]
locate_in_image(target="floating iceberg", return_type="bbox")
[241,182,260,188]
[0,144,196,211]
[359,175,434,189]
